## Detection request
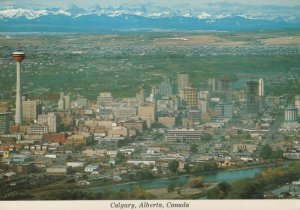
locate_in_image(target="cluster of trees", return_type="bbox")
[202,133,212,141]
[115,152,127,164]
[189,144,198,154]
[193,161,218,173]
[187,176,204,188]
[167,183,176,192]
[207,182,231,199]
[1,193,34,200]
[128,169,154,181]
[207,161,300,199]
[167,184,182,195]
[0,175,65,200]
[168,160,179,173]
[259,144,283,159]
[41,187,156,200]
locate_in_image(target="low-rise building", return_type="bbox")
[165,128,203,143]
[46,167,69,175]
[82,149,107,157]
[118,120,146,133]
[66,161,85,168]
[43,133,67,144]
[108,126,128,137]
[232,144,257,153]
[98,136,125,147]
[283,152,300,160]
[84,164,100,173]
[12,163,35,174]
[158,116,176,128]
[65,133,93,146]
[127,160,155,167]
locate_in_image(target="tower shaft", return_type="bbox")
[15,61,22,125]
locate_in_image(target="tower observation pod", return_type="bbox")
[12,49,25,125]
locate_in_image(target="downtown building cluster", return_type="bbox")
[0,49,300,193]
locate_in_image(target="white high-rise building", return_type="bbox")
[208,79,216,92]
[259,78,264,97]
[177,73,189,94]
[58,92,70,110]
[58,98,64,111]
[198,99,208,113]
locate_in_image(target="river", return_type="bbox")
[83,164,286,193]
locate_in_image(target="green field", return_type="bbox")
[0,30,299,101]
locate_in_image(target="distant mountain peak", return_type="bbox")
[0,8,48,19]
[0,6,299,32]
[0,6,299,22]
[197,11,212,19]
[66,5,86,14]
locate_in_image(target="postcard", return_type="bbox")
[0,1,300,210]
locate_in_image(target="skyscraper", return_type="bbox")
[138,102,156,128]
[208,79,216,92]
[295,95,300,117]
[157,77,173,97]
[58,92,70,110]
[246,80,259,115]
[12,48,25,125]
[177,73,189,94]
[38,112,59,133]
[258,78,265,114]
[97,92,114,107]
[22,99,42,124]
[181,87,197,110]
[0,112,11,134]
[258,78,264,97]
[136,86,145,105]
[208,78,230,92]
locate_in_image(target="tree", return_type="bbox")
[187,176,204,188]
[207,182,231,199]
[168,160,179,173]
[194,161,218,173]
[260,144,273,159]
[260,144,283,159]
[207,189,226,199]
[184,162,190,173]
[202,133,212,141]
[167,183,176,193]
[190,144,198,153]
[115,152,126,164]
[129,187,156,199]
[134,169,154,181]
[227,179,263,199]
[218,182,231,194]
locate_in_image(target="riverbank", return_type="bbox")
[82,161,289,193]
[146,182,218,199]
[220,160,289,172]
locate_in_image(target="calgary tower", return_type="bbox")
[12,47,25,125]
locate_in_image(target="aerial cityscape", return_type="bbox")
[0,0,300,202]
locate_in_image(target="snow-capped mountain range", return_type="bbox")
[0,5,299,32]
